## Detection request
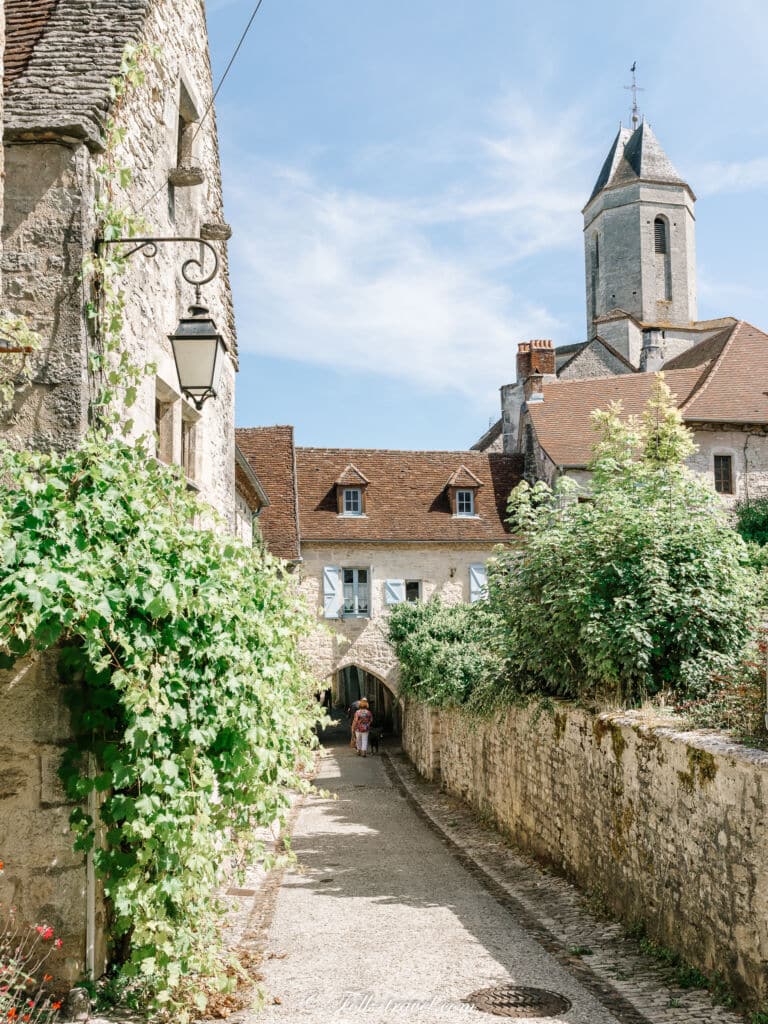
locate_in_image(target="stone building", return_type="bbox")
[3,0,237,519]
[0,0,241,984]
[237,427,522,724]
[474,119,768,500]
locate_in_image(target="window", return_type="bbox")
[343,487,362,515]
[405,580,421,602]
[155,397,174,464]
[456,489,475,516]
[714,454,734,495]
[343,568,370,616]
[654,217,667,254]
[181,416,197,480]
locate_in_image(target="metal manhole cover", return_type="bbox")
[464,985,572,1018]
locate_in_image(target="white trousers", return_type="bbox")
[355,731,369,752]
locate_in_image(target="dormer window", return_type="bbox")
[335,463,370,516]
[343,487,362,515]
[456,489,475,516]
[446,464,483,518]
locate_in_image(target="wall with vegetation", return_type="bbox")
[403,698,768,1008]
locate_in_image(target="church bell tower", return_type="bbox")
[583,120,697,357]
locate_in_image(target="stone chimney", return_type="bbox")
[640,328,664,372]
[517,340,554,403]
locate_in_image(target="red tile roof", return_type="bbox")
[236,427,301,561]
[681,321,768,423]
[336,464,370,486]
[446,464,484,488]
[527,321,768,467]
[295,449,523,543]
[527,368,706,467]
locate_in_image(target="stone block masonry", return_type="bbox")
[402,699,768,1008]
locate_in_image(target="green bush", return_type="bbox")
[736,497,768,546]
[387,597,504,707]
[489,378,760,705]
[0,435,319,1019]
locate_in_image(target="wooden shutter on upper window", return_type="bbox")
[385,579,406,605]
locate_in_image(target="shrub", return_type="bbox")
[0,436,319,1019]
[736,497,768,547]
[487,378,760,705]
[387,598,504,707]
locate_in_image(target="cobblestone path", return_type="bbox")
[245,731,745,1024]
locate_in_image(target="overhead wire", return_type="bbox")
[136,0,266,215]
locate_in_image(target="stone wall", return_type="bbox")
[0,653,106,985]
[300,542,505,693]
[402,699,768,1007]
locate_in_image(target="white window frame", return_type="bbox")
[342,487,363,516]
[342,567,370,618]
[456,489,475,517]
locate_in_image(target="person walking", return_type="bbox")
[351,698,373,757]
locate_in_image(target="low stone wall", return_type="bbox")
[402,698,768,1007]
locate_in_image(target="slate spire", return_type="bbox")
[588,121,690,203]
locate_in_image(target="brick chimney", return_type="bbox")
[517,340,554,402]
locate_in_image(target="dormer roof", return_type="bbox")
[335,464,370,487]
[587,121,692,205]
[446,465,484,489]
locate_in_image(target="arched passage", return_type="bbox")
[333,663,401,735]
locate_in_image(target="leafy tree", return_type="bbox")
[490,376,760,705]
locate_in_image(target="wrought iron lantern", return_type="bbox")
[169,299,227,410]
[96,235,228,410]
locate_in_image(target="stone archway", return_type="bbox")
[333,663,401,735]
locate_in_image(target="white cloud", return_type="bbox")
[226,96,595,405]
[697,157,768,195]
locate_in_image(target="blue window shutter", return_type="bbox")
[323,565,342,618]
[469,563,488,603]
[385,579,406,605]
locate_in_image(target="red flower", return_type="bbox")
[51,1002,61,1011]
[7,1009,17,1020]
[54,939,62,949]
[42,928,53,941]
[35,927,43,935]
[43,974,53,982]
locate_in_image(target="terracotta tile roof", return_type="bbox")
[4,0,59,89]
[295,449,523,543]
[528,322,768,466]
[681,321,768,423]
[236,427,301,561]
[527,368,705,468]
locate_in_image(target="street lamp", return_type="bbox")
[95,234,228,409]
[169,299,227,410]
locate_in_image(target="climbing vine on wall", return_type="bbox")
[0,44,321,1019]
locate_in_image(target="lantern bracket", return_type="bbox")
[96,236,220,302]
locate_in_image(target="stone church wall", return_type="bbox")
[403,699,768,1008]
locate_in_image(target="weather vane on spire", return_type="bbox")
[624,61,644,129]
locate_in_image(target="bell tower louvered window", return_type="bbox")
[654,216,672,301]
[654,217,667,254]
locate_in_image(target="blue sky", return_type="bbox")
[206,0,768,449]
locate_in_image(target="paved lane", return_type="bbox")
[253,735,621,1024]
